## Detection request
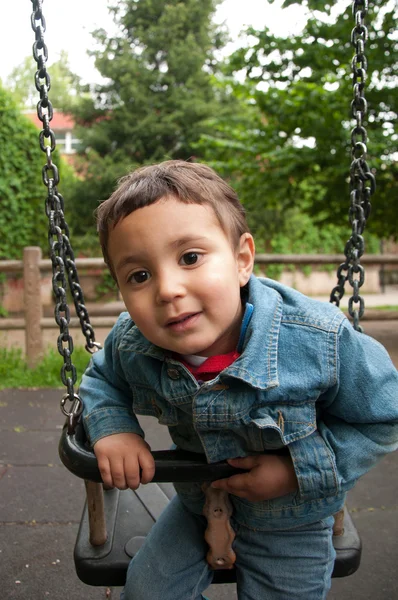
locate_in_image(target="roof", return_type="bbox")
[23,110,75,131]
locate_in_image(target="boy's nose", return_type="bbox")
[155,271,186,304]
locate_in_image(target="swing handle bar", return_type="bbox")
[59,420,288,483]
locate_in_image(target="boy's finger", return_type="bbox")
[97,456,113,489]
[110,458,128,490]
[139,451,156,484]
[212,473,250,494]
[227,456,258,469]
[123,455,141,490]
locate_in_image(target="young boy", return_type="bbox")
[80,160,398,600]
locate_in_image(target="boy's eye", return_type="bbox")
[130,270,150,284]
[180,252,199,266]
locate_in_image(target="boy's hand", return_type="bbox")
[94,432,155,490]
[211,454,298,502]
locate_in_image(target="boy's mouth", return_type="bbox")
[166,312,201,329]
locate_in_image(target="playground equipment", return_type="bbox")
[29,0,376,589]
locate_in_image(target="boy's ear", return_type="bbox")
[237,233,255,286]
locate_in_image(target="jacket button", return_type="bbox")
[167,368,180,380]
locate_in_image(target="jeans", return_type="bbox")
[120,495,335,600]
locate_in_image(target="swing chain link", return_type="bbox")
[330,0,375,332]
[31,0,101,434]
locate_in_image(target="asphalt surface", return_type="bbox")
[0,320,397,600]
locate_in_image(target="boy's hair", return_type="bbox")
[96,160,250,277]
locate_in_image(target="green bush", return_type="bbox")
[0,86,67,259]
[258,209,380,281]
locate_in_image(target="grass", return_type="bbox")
[0,346,92,389]
[372,305,398,311]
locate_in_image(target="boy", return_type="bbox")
[80,160,398,600]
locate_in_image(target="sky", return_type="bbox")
[1,0,308,85]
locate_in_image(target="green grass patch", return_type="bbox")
[0,346,91,389]
[372,306,398,311]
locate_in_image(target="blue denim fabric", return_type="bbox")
[119,495,335,600]
[81,275,398,529]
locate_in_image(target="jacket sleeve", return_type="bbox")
[80,315,145,447]
[293,318,398,502]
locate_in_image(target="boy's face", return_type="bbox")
[108,196,255,356]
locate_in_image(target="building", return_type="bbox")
[23,110,80,155]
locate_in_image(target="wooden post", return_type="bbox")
[23,247,43,368]
[84,480,107,546]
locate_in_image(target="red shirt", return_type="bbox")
[178,351,240,382]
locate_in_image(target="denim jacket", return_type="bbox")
[81,276,398,530]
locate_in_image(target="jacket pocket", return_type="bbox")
[132,386,179,426]
[249,402,316,449]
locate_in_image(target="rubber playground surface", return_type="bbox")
[0,318,397,599]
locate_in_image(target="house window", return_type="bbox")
[54,131,81,154]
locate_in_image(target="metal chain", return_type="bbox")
[30,0,101,433]
[330,0,376,332]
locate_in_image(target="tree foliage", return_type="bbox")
[66,0,234,235]
[198,0,397,241]
[80,0,226,160]
[0,86,49,259]
[5,51,84,110]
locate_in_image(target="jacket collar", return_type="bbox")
[118,275,282,390]
[224,275,281,390]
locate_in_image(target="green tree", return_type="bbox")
[5,51,84,110]
[198,0,397,241]
[67,0,233,235]
[0,86,50,258]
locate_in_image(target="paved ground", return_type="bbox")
[0,319,397,599]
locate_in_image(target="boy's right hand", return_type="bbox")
[93,432,155,490]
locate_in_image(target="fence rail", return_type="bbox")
[2,254,398,273]
[1,247,397,366]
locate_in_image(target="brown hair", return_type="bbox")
[96,160,250,277]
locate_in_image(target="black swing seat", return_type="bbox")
[59,423,362,587]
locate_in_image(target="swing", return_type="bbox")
[29,0,375,589]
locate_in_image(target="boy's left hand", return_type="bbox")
[211,454,298,502]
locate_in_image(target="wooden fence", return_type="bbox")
[1,246,398,367]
